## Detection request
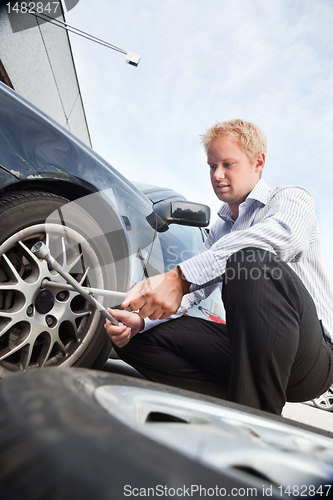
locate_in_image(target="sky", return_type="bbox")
[65,0,333,274]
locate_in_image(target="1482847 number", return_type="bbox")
[278,484,332,497]
[6,2,60,14]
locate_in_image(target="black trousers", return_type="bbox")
[114,248,333,414]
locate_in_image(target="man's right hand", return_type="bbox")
[104,309,144,348]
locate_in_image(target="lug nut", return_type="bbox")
[56,291,66,301]
[26,305,34,317]
[46,315,56,327]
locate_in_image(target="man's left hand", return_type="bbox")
[121,266,190,320]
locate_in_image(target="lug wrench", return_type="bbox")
[31,241,123,326]
[40,280,127,302]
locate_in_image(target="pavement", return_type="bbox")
[103,358,333,435]
[282,401,333,433]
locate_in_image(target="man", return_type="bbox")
[105,119,333,415]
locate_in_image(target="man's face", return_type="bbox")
[207,135,265,218]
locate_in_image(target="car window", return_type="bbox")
[156,225,205,273]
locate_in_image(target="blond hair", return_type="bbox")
[201,119,267,162]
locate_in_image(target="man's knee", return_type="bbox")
[224,247,283,284]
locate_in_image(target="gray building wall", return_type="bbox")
[0,2,91,146]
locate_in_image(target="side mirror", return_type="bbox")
[153,200,210,228]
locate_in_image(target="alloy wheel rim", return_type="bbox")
[0,223,107,376]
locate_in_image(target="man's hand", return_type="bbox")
[104,309,144,348]
[121,266,190,320]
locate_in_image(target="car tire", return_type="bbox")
[0,367,292,500]
[312,385,333,412]
[0,190,119,376]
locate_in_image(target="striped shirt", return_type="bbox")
[144,179,333,340]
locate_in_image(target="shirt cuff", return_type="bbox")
[139,317,169,333]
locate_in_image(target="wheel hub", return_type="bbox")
[35,290,55,315]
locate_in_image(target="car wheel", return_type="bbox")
[0,368,333,499]
[312,385,333,412]
[0,191,118,376]
[0,368,291,500]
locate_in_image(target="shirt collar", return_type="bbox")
[246,178,271,205]
[217,179,271,221]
